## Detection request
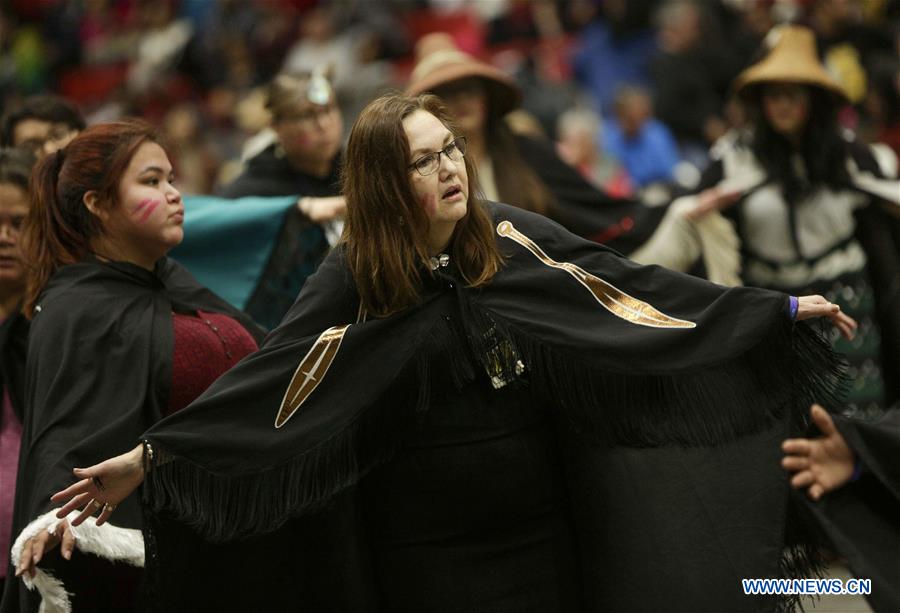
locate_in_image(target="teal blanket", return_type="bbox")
[170,195,296,309]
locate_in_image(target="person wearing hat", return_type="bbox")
[633,25,899,418]
[216,70,346,329]
[406,33,657,254]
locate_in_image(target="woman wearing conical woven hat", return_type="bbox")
[636,24,899,416]
[406,33,656,253]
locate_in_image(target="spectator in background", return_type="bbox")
[217,70,345,329]
[281,6,393,124]
[722,0,777,74]
[805,0,896,107]
[125,0,193,98]
[0,95,84,158]
[602,86,679,188]
[570,0,660,117]
[407,33,652,252]
[160,103,220,195]
[556,107,633,198]
[0,148,33,601]
[651,0,730,168]
[860,57,900,159]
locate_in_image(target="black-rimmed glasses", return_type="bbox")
[409,137,467,176]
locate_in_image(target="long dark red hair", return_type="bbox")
[23,119,160,316]
[342,94,503,318]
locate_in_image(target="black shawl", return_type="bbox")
[0,308,28,423]
[514,134,666,254]
[134,202,877,612]
[2,258,263,613]
[142,202,843,541]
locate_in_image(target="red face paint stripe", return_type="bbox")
[137,200,160,224]
[133,199,151,214]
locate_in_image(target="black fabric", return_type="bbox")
[144,491,378,613]
[0,310,28,606]
[847,143,900,407]
[513,134,664,254]
[1,258,263,613]
[361,318,582,612]
[651,49,725,144]
[0,310,27,423]
[563,420,793,613]
[133,202,857,610]
[797,409,900,612]
[217,144,341,329]
[216,145,341,201]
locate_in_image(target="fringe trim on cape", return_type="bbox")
[458,301,848,447]
[143,301,847,567]
[10,509,144,613]
[779,494,828,613]
[143,363,421,544]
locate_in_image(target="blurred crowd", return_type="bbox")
[2,0,898,195]
[1,3,899,609]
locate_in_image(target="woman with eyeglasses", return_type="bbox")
[216,70,347,329]
[405,33,655,253]
[43,93,875,612]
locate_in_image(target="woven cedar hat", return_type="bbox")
[733,25,848,101]
[406,33,522,116]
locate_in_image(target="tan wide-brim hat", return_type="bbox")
[405,33,522,117]
[733,25,848,101]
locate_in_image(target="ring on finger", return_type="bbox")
[89,499,103,511]
[102,502,117,513]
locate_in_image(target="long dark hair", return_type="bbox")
[23,118,160,316]
[746,84,850,204]
[342,93,504,318]
[487,116,556,218]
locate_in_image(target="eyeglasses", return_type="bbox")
[409,137,467,176]
[277,104,337,129]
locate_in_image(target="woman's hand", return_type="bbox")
[51,444,146,527]
[297,196,346,222]
[15,520,75,579]
[684,187,742,220]
[782,404,856,501]
[796,294,858,340]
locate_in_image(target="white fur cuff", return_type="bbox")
[9,508,144,613]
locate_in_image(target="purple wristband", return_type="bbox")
[788,296,799,320]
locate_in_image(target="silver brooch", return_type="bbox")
[429,253,450,270]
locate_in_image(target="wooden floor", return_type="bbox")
[799,562,873,612]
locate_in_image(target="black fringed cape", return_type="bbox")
[144,203,841,610]
[1,258,263,613]
[134,202,867,611]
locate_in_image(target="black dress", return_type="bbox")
[363,312,581,612]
